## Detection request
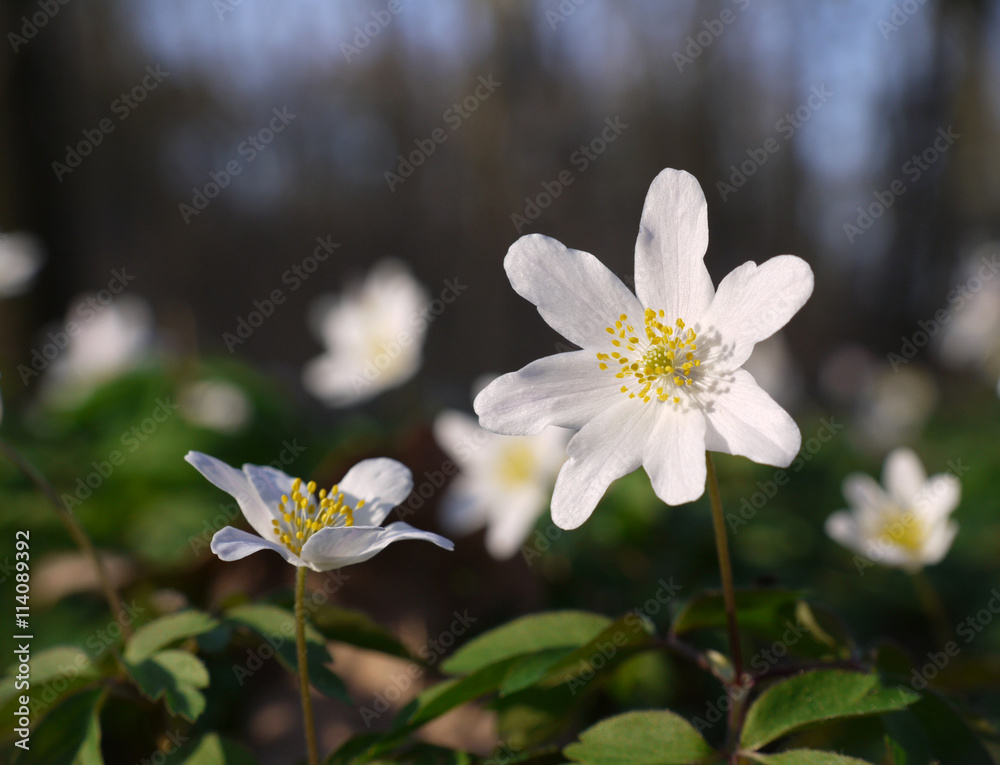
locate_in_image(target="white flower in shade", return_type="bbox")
[474,169,814,529]
[433,409,569,559]
[0,232,45,297]
[179,380,253,434]
[303,260,429,407]
[185,451,453,571]
[43,295,154,401]
[825,448,960,572]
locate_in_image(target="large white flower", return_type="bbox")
[825,448,959,572]
[474,169,814,529]
[0,231,45,297]
[434,407,569,559]
[303,259,430,407]
[185,451,453,571]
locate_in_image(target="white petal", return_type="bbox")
[433,410,490,469]
[633,169,714,319]
[302,353,381,408]
[882,448,927,506]
[842,472,890,512]
[185,452,276,540]
[483,489,547,560]
[913,473,961,524]
[210,526,303,566]
[919,520,959,566]
[825,511,865,555]
[338,458,414,527]
[642,405,708,506]
[300,522,453,571]
[474,351,621,435]
[438,477,491,536]
[701,256,814,371]
[505,234,643,348]
[702,370,801,467]
[550,400,655,529]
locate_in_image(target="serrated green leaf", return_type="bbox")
[752,750,874,764]
[406,659,517,729]
[672,589,807,636]
[740,670,918,750]
[127,649,210,722]
[563,710,715,764]
[125,611,221,663]
[15,688,105,765]
[166,732,258,765]
[226,603,350,704]
[441,612,611,676]
[308,605,415,661]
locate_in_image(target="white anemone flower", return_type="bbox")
[303,259,430,407]
[434,409,569,559]
[179,379,253,434]
[185,451,453,571]
[0,231,45,297]
[825,448,960,572]
[474,169,814,529]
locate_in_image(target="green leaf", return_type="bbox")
[225,603,350,703]
[882,711,930,765]
[15,688,104,765]
[166,733,258,764]
[308,605,415,661]
[441,611,611,676]
[0,646,97,706]
[906,687,994,765]
[672,589,807,636]
[501,649,576,696]
[740,670,918,750]
[406,659,518,729]
[563,710,715,764]
[125,611,221,663]
[752,750,874,764]
[535,613,656,687]
[126,650,210,722]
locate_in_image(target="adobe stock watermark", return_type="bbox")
[887,251,999,371]
[7,0,72,53]
[545,0,587,30]
[17,269,137,386]
[843,126,959,243]
[341,0,405,62]
[358,609,478,726]
[51,65,170,183]
[878,0,928,40]
[384,74,501,192]
[727,418,844,534]
[349,276,467,395]
[716,84,832,201]
[222,236,339,352]
[511,115,629,233]
[673,0,750,73]
[178,106,296,224]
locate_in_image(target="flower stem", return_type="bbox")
[295,565,319,765]
[705,452,744,686]
[0,436,131,639]
[912,570,950,647]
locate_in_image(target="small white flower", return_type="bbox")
[825,448,960,572]
[185,451,453,571]
[179,380,253,434]
[434,408,569,559]
[474,169,814,529]
[303,260,429,407]
[0,231,45,297]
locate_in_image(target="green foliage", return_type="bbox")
[562,710,715,764]
[739,671,919,751]
[124,610,221,663]
[303,604,416,661]
[165,733,258,765]
[126,649,211,721]
[751,751,874,764]
[13,689,105,765]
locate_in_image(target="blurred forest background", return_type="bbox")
[2,0,1000,762]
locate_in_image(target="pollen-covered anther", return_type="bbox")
[272,476,360,556]
[596,311,701,403]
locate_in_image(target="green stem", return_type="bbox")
[912,570,951,647]
[0,437,131,639]
[705,453,745,686]
[295,566,319,765]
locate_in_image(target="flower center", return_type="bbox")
[596,309,701,404]
[876,508,925,553]
[272,476,362,556]
[497,442,536,485]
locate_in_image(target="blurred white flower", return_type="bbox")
[434,408,569,559]
[303,260,429,407]
[852,365,938,453]
[179,379,252,434]
[0,232,45,297]
[825,448,959,572]
[186,451,453,571]
[936,242,1000,380]
[43,295,155,401]
[474,169,813,529]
